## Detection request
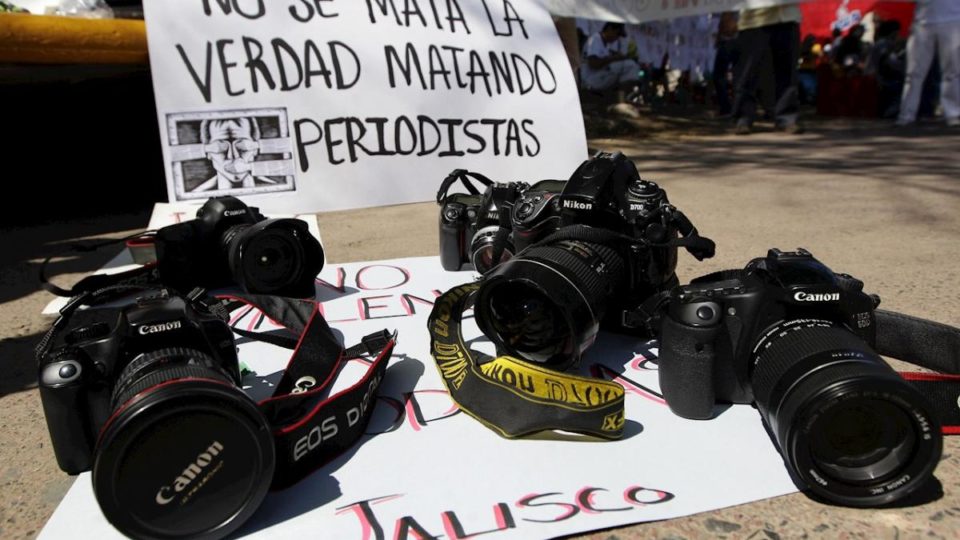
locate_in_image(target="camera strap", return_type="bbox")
[38,232,158,298]
[427,282,626,439]
[218,293,396,489]
[875,309,960,434]
[435,169,496,203]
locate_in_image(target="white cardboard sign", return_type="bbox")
[143,0,588,214]
[41,255,798,539]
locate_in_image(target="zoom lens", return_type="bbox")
[750,320,941,506]
[223,218,324,297]
[475,236,626,368]
[93,347,274,539]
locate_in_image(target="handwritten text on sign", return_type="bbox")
[145,0,587,212]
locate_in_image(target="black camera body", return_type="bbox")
[438,152,688,287]
[39,289,242,474]
[447,152,713,369]
[659,248,878,418]
[657,248,941,506]
[552,152,689,300]
[38,288,275,538]
[156,196,323,297]
[439,178,566,272]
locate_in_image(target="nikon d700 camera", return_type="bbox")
[439,152,714,369]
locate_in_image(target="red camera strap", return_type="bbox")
[876,309,960,435]
[220,293,395,489]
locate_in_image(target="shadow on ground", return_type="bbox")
[0,212,150,396]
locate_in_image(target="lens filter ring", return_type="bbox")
[470,225,514,274]
[93,371,274,539]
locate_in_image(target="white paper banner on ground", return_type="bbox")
[143,0,587,214]
[41,255,799,540]
[541,0,810,24]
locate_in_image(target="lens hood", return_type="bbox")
[226,218,324,297]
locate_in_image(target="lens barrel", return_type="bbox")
[750,320,941,506]
[93,347,275,539]
[475,239,626,368]
[222,218,323,296]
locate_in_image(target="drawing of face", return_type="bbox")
[204,118,260,185]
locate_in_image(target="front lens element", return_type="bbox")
[475,234,626,369]
[485,282,571,363]
[809,398,916,484]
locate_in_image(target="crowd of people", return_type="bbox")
[575,0,960,134]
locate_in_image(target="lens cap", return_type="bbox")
[93,380,274,540]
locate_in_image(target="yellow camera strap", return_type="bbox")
[428,282,626,439]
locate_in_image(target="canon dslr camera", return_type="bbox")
[156,196,323,297]
[439,152,714,369]
[657,248,941,506]
[39,288,274,538]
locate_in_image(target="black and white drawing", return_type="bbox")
[167,108,296,200]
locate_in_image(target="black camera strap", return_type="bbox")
[218,293,396,489]
[875,309,960,434]
[39,232,158,298]
[435,169,496,203]
[427,282,626,439]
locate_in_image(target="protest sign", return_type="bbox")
[143,0,588,213]
[41,249,799,539]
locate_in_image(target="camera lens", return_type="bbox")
[223,218,324,296]
[750,320,941,506]
[475,235,626,368]
[93,347,274,539]
[809,398,915,484]
[484,281,570,363]
[470,225,514,274]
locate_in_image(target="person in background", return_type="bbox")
[896,0,960,127]
[797,35,821,105]
[834,24,869,74]
[866,20,906,118]
[712,12,739,117]
[580,22,641,102]
[732,3,804,134]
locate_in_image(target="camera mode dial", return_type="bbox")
[628,180,661,199]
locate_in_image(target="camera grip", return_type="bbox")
[658,317,720,420]
[39,376,93,474]
[438,218,466,271]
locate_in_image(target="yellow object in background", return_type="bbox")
[0,13,147,64]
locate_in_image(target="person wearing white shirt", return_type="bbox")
[896,0,960,126]
[580,22,640,99]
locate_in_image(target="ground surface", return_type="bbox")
[2,113,958,539]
